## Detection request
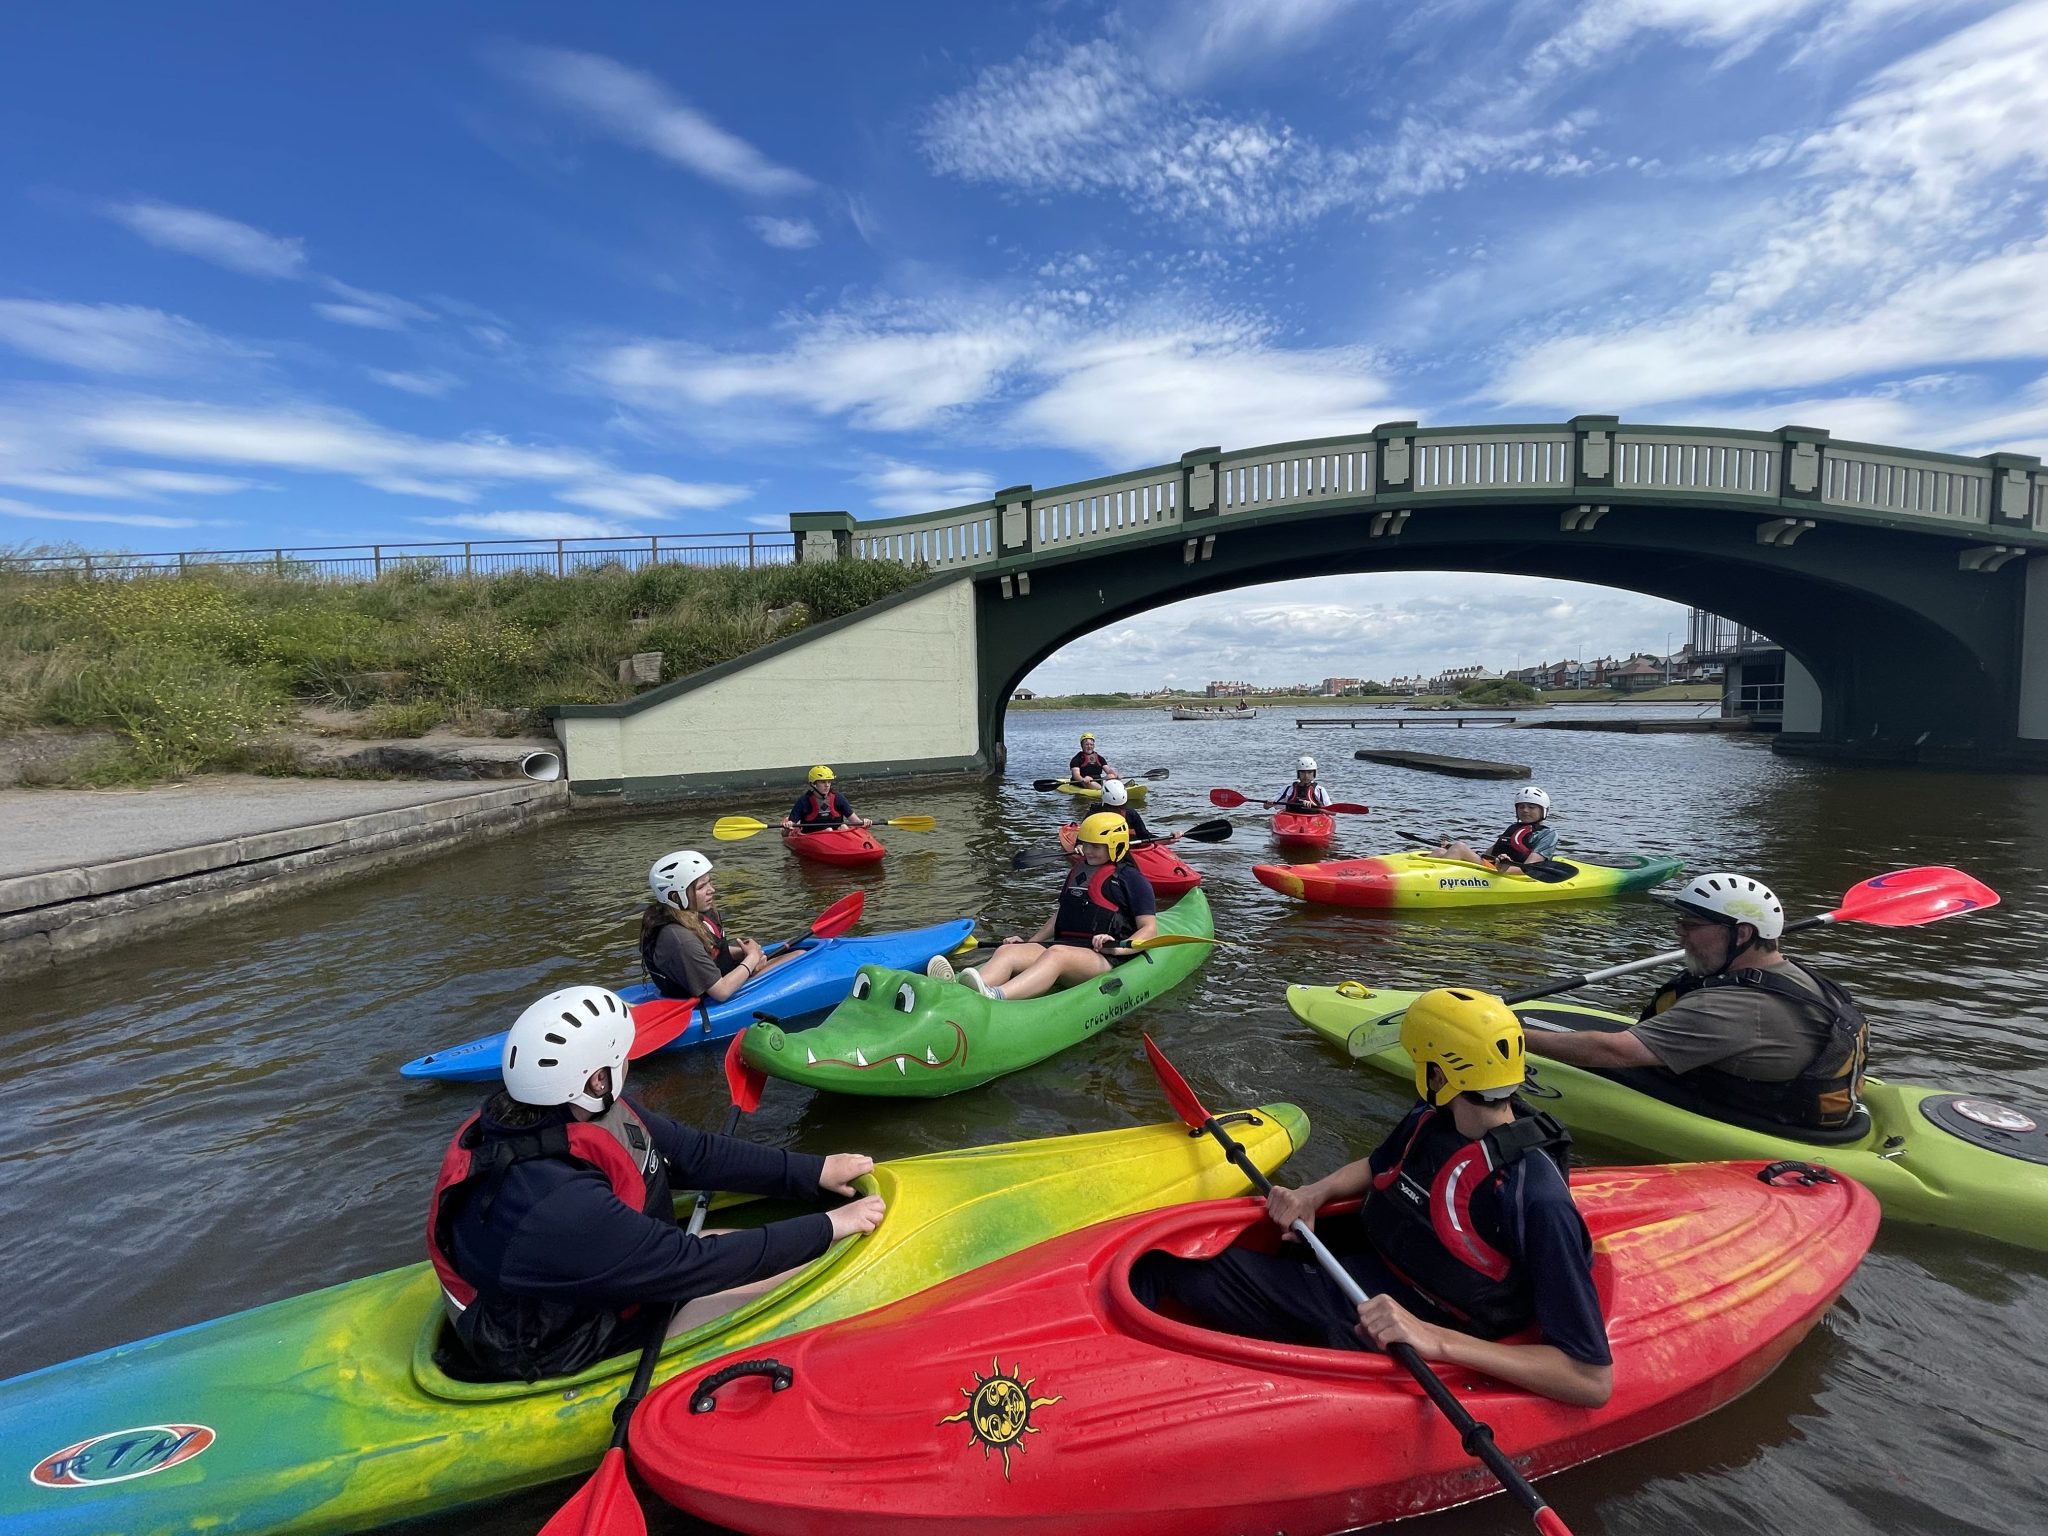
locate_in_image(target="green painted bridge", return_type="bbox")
[553,416,2048,797]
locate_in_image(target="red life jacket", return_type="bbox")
[1071,750,1108,778]
[798,790,848,828]
[1359,1105,1571,1336]
[1279,781,1324,811]
[1488,820,1537,864]
[1053,861,1136,947]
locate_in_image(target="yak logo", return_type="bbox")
[31,1425,215,1488]
[940,1358,1062,1478]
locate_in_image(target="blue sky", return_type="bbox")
[5,1,2046,689]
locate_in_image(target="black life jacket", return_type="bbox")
[639,913,740,997]
[1278,781,1324,812]
[426,1099,674,1381]
[1359,1104,1573,1338]
[1071,750,1108,779]
[795,789,850,829]
[1053,861,1137,947]
[1639,961,1869,1131]
[1486,820,1539,864]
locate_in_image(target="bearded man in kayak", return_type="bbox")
[1265,755,1331,812]
[428,985,886,1383]
[926,812,1157,1000]
[780,765,870,832]
[1525,873,1871,1132]
[1444,785,1556,870]
[1069,731,1115,788]
[1131,988,1613,1407]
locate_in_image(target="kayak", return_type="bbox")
[397,917,976,1082]
[784,825,887,866]
[0,1106,1308,1536]
[633,1162,1877,1535]
[1056,778,1149,805]
[1291,983,2048,1252]
[1271,810,1336,849]
[1255,850,1682,909]
[742,889,1213,1098]
[1059,823,1202,899]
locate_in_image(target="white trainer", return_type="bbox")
[924,954,956,982]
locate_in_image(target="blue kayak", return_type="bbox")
[398,917,976,1083]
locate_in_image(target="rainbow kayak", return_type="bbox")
[1255,850,1680,909]
[0,1107,1308,1536]
[1290,982,2048,1251]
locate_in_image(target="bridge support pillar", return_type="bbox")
[2020,557,2048,743]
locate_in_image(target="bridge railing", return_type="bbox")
[796,418,2048,567]
[10,531,795,580]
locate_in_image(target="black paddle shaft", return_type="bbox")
[1502,909,1835,1006]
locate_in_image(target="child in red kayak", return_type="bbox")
[1265,756,1331,812]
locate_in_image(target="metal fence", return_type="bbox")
[5,531,796,580]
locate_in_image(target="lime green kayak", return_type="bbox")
[1289,982,2048,1251]
[1057,778,1148,804]
[0,1104,1306,1536]
[744,888,1212,1097]
[1255,851,1681,909]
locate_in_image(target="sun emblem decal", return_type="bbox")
[938,1357,1062,1478]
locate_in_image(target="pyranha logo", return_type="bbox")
[31,1424,216,1488]
[1437,877,1489,889]
[939,1358,1062,1478]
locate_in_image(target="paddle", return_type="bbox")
[1034,768,1170,792]
[1140,1034,1576,1536]
[1335,865,2001,1056]
[1009,818,1235,872]
[1122,933,1216,951]
[757,890,865,960]
[538,1036,763,1536]
[625,998,697,1059]
[712,815,935,841]
[1210,789,1370,814]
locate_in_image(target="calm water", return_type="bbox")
[5,703,2046,1535]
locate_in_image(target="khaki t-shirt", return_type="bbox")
[1631,962,1835,1081]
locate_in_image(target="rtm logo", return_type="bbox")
[31,1425,216,1488]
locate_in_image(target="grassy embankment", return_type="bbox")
[1014,683,1720,709]
[0,558,924,785]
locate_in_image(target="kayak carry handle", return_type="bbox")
[1756,1160,1840,1186]
[690,1358,794,1414]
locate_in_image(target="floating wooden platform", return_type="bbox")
[1521,716,1755,734]
[1354,749,1531,779]
[1295,715,1518,729]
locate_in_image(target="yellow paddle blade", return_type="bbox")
[711,816,769,841]
[884,816,937,832]
[1128,933,1217,951]
[951,934,979,954]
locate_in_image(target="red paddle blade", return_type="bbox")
[1326,801,1372,815]
[1208,788,1249,808]
[538,1445,643,1536]
[810,889,865,939]
[1141,1032,1212,1131]
[1833,866,1999,927]
[627,999,697,1060]
[723,1032,765,1115]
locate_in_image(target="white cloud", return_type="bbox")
[0,301,256,375]
[0,495,208,530]
[362,476,481,504]
[557,472,749,518]
[493,45,814,197]
[427,510,633,539]
[746,215,820,250]
[365,367,462,397]
[0,466,252,499]
[314,281,433,331]
[102,201,308,278]
[859,459,997,513]
[1144,0,1362,88]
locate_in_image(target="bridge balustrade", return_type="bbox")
[1032,469,1180,551]
[1821,447,1986,523]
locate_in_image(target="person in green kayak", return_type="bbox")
[1070,730,1115,788]
[427,984,886,1382]
[1130,988,1612,1406]
[640,850,801,1003]
[928,812,1158,1000]
[781,765,870,832]
[1524,872,1871,1133]
[1443,785,1556,870]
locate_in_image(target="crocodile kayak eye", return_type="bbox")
[850,973,871,1001]
[894,983,917,1013]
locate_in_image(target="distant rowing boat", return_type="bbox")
[1170,705,1257,720]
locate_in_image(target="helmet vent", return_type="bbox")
[537,1056,558,1068]
[580,997,599,1016]
[545,1031,568,1045]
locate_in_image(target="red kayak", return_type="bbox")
[634,1161,1876,1535]
[783,825,887,867]
[1271,810,1336,849]
[1058,824,1201,899]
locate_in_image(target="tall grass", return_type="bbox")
[0,557,925,783]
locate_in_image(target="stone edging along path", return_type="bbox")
[0,780,569,979]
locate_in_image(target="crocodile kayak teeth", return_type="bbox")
[926,1047,937,1064]
[853,1047,867,1066]
[896,1058,907,1074]
[807,1048,817,1065]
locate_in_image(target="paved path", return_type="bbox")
[0,777,497,879]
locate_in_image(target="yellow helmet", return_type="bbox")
[1401,988,1526,1106]
[807,765,835,784]
[1079,731,1096,743]
[1075,811,1131,863]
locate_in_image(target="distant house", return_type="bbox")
[1610,659,1665,693]
[1012,687,1037,700]
[1207,680,1254,697]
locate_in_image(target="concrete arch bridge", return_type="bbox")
[552,417,2048,797]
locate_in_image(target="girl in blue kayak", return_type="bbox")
[639,850,799,1003]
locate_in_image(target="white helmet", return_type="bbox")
[1672,873,1784,941]
[1099,779,1130,807]
[1514,786,1551,811]
[649,849,712,909]
[502,986,634,1113]
[1297,756,1318,773]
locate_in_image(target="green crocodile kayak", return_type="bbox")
[0,1102,1305,1536]
[743,888,1214,1097]
[1289,982,2048,1251]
